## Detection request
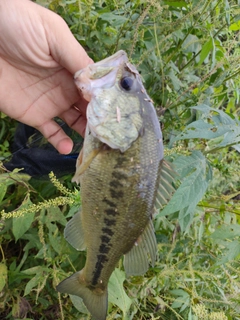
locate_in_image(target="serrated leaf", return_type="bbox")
[218,240,240,264]
[108,268,132,316]
[210,224,240,240]
[12,195,35,241]
[0,263,8,291]
[172,104,240,152]
[99,12,128,26]
[44,207,66,227]
[156,151,210,230]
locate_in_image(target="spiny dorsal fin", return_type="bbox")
[64,210,86,251]
[124,219,157,276]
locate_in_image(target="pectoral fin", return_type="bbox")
[72,148,101,183]
[124,219,157,276]
[64,209,86,251]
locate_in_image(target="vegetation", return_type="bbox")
[1,0,240,319]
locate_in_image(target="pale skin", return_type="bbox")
[0,0,93,154]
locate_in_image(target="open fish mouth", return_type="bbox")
[74,50,129,102]
[74,50,143,152]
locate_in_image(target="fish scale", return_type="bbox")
[57,50,175,320]
[80,138,152,285]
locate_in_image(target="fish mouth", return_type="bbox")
[74,50,129,102]
[89,50,128,73]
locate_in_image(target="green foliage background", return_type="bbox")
[1,0,240,319]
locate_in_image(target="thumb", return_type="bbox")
[42,7,93,73]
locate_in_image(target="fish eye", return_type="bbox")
[120,77,133,91]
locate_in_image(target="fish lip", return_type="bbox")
[74,69,83,80]
[74,50,128,81]
[93,50,128,68]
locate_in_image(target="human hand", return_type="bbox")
[0,0,93,154]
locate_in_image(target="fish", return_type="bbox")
[56,50,175,320]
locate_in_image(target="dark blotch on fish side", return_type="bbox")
[114,156,128,168]
[112,171,128,181]
[101,235,111,243]
[92,254,109,286]
[110,188,124,199]
[109,179,123,188]
[102,227,114,236]
[99,243,111,254]
[103,198,116,208]
[104,217,116,226]
[105,208,119,216]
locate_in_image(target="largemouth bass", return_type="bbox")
[57,50,175,320]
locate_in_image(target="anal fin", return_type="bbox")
[124,219,157,276]
[64,209,86,251]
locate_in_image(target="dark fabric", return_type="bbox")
[4,122,83,177]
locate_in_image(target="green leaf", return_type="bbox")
[197,38,213,66]
[210,224,240,241]
[24,274,41,296]
[70,295,89,315]
[171,289,190,309]
[0,183,7,203]
[108,268,132,316]
[12,195,35,241]
[0,263,8,291]
[210,225,240,263]
[163,1,188,8]
[48,223,63,254]
[172,104,240,152]
[0,171,30,186]
[219,240,240,264]
[157,151,210,230]
[99,12,128,27]
[22,266,44,275]
[229,21,240,31]
[182,34,201,53]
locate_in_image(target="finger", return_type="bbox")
[60,103,87,137]
[43,10,94,73]
[37,119,73,154]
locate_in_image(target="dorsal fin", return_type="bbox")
[155,160,176,210]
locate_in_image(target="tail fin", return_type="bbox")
[56,271,108,320]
